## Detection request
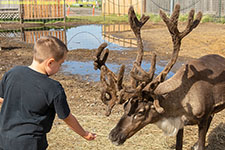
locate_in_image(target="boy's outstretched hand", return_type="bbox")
[63,113,97,141]
[83,131,96,141]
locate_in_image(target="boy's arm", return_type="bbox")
[63,113,96,141]
[0,97,3,104]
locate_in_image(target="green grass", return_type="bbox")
[217,17,225,23]
[0,19,20,23]
[201,15,215,23]
[201,15,225,24]
[148,14,162,22]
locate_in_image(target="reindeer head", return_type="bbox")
[109,97,160,145]
[107,4,202,145]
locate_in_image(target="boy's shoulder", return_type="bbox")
[8,65,26,72]
[7,66,32,75]
[6,66,63,91]
[3,66,27,78]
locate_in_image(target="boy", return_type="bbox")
[0,36,96,150]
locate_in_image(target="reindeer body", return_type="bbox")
[155,54,225,124]
[94,4,224,150]
[151,54,225,141]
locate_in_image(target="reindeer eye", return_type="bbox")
[105,92,111,101]
[133,108,145,119]
[138,109,145,115]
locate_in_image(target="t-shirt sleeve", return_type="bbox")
[0,74,6,98]
[53,88,70,119]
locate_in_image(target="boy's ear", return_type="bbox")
[46,58,55,66]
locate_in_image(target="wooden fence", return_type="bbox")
[0,0,65,21]
[102,24,137,47]
[102,0,144,16]
[22,0,65,20]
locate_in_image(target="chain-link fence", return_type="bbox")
[102,0,225,17]
[146,0,225,17]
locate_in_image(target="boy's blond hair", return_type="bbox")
[33,36,68,63]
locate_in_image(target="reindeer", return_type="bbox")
[94,4,225,150]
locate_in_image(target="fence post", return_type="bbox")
[143,0,146,13]
[64,0,66,23]
[118,0,120,16]
[64,26,67,45]
[170,0,174,16]
[20,27,25,42]
[219,0,222,17]
[20,0,24,24]
[103,0,105,21]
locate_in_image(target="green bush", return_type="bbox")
[179,14,188,22]
[201,15,214,23]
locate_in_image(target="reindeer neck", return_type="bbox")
[154,68,189,118]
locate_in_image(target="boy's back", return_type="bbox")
[0,66,70,150]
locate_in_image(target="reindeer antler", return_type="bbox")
[146,4,202,92]
[128,6,150,88]
[128,4,202,113]
[131,4,202,92]
[93,43,126,116]
[93,7,150,116]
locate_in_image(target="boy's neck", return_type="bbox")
[29,60,47,75]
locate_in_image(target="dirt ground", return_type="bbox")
[0,21,225,150]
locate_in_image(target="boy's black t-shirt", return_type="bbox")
[0,66,70,150]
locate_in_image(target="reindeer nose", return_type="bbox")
[109,128,125,146]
